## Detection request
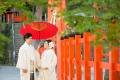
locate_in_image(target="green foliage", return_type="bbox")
[0,0,49,22]
[0,24,12,64]
[58,0,120,49]
[39,40,45,47]
[0,34,10,57]
[0,1,12,14]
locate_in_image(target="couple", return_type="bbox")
[16,33,57,80]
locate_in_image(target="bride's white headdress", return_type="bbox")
[49,41,54,49]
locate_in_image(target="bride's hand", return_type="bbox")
[44,67,48,70]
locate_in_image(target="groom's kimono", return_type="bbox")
[16,42,40,80]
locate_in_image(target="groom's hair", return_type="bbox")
[23,33,32,41]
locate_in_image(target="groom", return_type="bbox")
[16,33,40,80]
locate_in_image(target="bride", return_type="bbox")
[37,40,57,80]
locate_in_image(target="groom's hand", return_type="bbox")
[22,69,27,73]
[44,67,48,70]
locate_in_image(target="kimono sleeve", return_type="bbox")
[16,47,27,69]
[35,50,41,68]
[47,50,57,70]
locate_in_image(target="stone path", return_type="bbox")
[0,66,38,80]
[0,66,105,80]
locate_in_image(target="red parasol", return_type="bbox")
[20,22,58,40]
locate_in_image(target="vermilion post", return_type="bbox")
[64,38,69,80]
[75,35,81,80]
[109,48,119,80]
[94,45,102,80]
[56,6,62,80]
[69,37,75,80]
[56,0,66,79]
[61,0,66,31]
[48,0,52,22]
[61,39,65,80]
[84,32,90,80]
[61,40,65,80]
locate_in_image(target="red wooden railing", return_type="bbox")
[59,32,120,80]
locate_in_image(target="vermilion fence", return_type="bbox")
[59,32,120,80]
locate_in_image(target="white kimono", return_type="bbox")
[16,42,40,80]
[38,49,57,80]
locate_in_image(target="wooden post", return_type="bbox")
[109,48,119,80]
[84,32,90,80]
[94,45,102,80]
[61,39,65,80]
[48,0,53,22]
[56,8,62,80]
[75,35,82,80]
[69,37,75,79]
[61,0,66,31]
[64,38,69,80]
[55,0,66,79]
